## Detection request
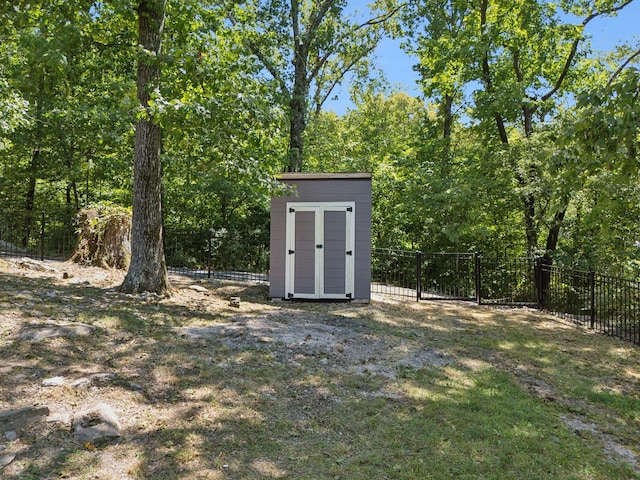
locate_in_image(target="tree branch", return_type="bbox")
[305,0,335,48]
[541,0,636,102]
[245,40,290,98]
[307,4,403,84]
[478,0,509,144]
[606,46,640,88]
[226,11,289,98]
[311,42,378,115]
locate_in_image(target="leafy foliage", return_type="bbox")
[0,0,639,279]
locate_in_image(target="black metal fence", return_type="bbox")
[0,211,270,283]
[480,257,538,305]
[370,250,477,301]
[2,211,638,345]
[371,249,640,345]
[543,266,640,344]
[0,211,76,260]
[164,228,269,283]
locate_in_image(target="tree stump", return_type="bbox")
[70,205,132,269]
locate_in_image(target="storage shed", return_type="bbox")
[270,173,372,302]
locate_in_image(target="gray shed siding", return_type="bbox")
[269,173,372,301]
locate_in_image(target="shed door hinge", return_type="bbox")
[289,207,295,213]
[289,249,295,254]
[346,206,353,212]
[346,250,353,256]
[288,293,294,298]
[346,293,352,299]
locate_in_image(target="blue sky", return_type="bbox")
[326,0,640,114]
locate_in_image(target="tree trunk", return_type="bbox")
[23,74,44,248]
[536,206,567,305]
[120,0,169,295]
[287,41,308,172]
[441,93,454,166]
[286,0,308,173]
[22,147,39,247]
[479,0,509,146]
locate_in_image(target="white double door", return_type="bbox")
[285,202,355,300]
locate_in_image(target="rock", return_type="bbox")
[4,431,17,442]
[72,403,122,443]
[17,257,58,272]
[189,284,208,293]
[0,453,16,469]
[42,376,65,387]
[0,406,50,434]
[229,296,241,308]
[20,323,95,342]
[71,377,91,389]
[70,372,116,389]
[46,412,71,425]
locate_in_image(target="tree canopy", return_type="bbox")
[0,0,638,280]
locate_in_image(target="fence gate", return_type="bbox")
[285,202,355,300]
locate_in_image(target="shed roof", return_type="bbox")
[277,172,371,180]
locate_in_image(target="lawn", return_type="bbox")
[0,257,638,479]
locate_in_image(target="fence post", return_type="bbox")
[416,251,422,302]
[40,211,46,261]
[589,271,595,329]
[475,253,481,304]
[207,230,212,279]
[533,257,544,310]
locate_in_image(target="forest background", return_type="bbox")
[0,0,639,279]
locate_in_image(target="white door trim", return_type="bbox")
[285,202,355,299]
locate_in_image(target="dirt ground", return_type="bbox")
[0,258,454,478]
[1,256,638,479]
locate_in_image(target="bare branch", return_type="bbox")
[311,43,378,115]
[360,4,405,28]
[307,4,403,84]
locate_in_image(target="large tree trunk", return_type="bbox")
[287,80,307,172]
[286,0,308,173]
[120,0,169,295]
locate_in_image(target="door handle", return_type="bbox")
[316,244,323,248]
